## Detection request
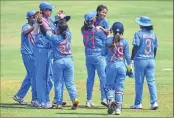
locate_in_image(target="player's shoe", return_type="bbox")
[130,104,142,109]
[56,105,63,109]
[31,100,40,107]
[39,102,53,109]
[86,101,95,108]
[150,102,158,110]
[71,98,79,110]
[52,100,67,106]
[101,99,108,108]
[13,95,28,105]
[107,100,116,114]
[115,108,121,115]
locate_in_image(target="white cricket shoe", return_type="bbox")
[130,104,142,109]
[86,101,95,108]
[39,102,53,109]
[151,102,158,110]
[115,108,121,115]
[13,95,28,105]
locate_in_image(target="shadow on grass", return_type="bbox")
[0,103,40,109]
[0,103,151,110]
[55,112,108,116]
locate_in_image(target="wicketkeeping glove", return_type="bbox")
[126,66,134,78]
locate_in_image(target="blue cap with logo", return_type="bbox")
[54,15,71,23]
[26,10,36,18]
[84,11,96,22]
[39,1,56,11]
[112,22,124,34]
[135,16,152,26]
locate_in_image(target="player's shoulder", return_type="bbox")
[103,18,109,23]
[22,23,30,27]
[106,37,113,45]
[21,23,31,30]
[121,38,129,45]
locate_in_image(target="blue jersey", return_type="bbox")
[45,30,72,59]
[82,27,107,56]
[102,37,131,65]
[21,23,35,55]
[35,17,56,48]
[132,29,158,60]
[94,18,110,30]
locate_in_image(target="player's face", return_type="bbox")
[28,15,36,24]
[43,8,52,18]
[98,8,107,19]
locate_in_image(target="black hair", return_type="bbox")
[140,25,153,31]
[81,21,94,32]
[96,5,108,17]
[58,19,68,39]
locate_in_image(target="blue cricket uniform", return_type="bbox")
[82,27,107,101]
[102,37,131,105]
[94,18,110,30]
[44,30,78,105]
[16,23,37,101]
[34,17,55,104]
[132,29,158,105]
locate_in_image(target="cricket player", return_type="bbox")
[52,12,71,105]
[33,1,56,108]
[102,22,132,115]
[81,12,107,108]
[13,10,37,105]
[94,5,110,36]
[130,16,158,110]
[37,14,79,110]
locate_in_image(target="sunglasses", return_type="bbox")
[28,15,35,19]
[45,9,52,12]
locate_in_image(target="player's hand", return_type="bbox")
[126,65,134,78]
[95,26,102,30]
[58,10,66,19]
[36,11,43,23]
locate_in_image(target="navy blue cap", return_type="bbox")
[39,1,55,11]
[26,10,36,18]
[84,11,96,22]
[54,15,71,23]
[112,22,124,34]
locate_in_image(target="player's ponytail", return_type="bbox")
[58,19,68,39]
[109,32,120,50]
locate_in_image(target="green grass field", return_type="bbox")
[0,1,173,117]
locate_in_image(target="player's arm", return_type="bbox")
[124,40,131,66]
[154,34,158,58]
[96,26,109,35]
[131,45,138,60]
[131,32,140,60]
[23,26,34,36]
[39,21,63,42]
[154,48,157,58]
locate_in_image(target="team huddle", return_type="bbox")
[13,1,159,115]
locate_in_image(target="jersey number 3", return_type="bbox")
[145,39,152,55]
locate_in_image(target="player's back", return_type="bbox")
[82,27,107,56]
[133,29,158,60]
